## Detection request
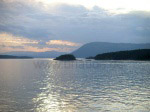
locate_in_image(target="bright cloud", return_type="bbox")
[19,46,71,52]
[40,0,150,13]
[46,40,80,46]
[0,33,79,53]
[5,0,150,13]
[0,33,38,47]
[0,46,70,53]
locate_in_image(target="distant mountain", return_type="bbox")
[72,42,150,58]
[94,49,150,60]
[0,55,33,59]
[2,51,66,58]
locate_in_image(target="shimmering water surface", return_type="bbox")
[0,59,150,112]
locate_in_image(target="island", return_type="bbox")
[94,49,150,61]
[54,54,76,61]
[0,55,33,59]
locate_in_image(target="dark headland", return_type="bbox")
[54,54,76,61]
[0,55,33,59]
[94,49,150,61]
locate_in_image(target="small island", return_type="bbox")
[54,54,76,61]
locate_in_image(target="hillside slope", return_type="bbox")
[72,42,150,58]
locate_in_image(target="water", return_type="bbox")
[0,59,150,112]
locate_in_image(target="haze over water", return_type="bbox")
[0,59,150,112]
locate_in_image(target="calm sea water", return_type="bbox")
[0,59,150,112]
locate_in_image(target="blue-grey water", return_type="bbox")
[0,59,150,112]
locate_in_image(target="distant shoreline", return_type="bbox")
[1,49,150,61]
[0,55,33,59]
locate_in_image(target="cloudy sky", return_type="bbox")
[0,0,150,53]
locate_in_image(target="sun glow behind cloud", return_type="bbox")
[46,40,79,46]
[0,33,80,53]
[0,33,38,46]
[40,0,150,13]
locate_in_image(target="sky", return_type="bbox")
[0,0,150,53]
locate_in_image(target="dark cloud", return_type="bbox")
[0,0,150,44]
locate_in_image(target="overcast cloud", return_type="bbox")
[0,0,150,52]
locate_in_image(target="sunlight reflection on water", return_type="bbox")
[0,59,150,112]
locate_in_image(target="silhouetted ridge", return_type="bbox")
[54,54,76,61]
[94,49,150,60]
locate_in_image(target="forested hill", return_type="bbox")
[94,49,150,60]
